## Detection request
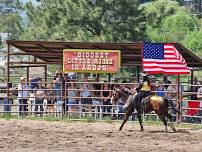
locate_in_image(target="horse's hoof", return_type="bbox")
[119,128,122,131]
[140,129,144,132]
[172,128,177,132]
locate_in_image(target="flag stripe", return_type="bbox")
[142,42,190,75]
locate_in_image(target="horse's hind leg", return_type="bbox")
[165,112,176,132]
[159,115,168,133]
[137,113,144,131]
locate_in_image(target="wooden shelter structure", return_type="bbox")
[6,40,202,83]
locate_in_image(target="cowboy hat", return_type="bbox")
[20,77,25,81]
[140,72,148,77]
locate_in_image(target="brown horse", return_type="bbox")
[111,87,180,132]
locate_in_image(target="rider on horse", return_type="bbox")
[134,72,151,105]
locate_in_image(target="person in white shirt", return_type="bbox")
[18,77,29,116]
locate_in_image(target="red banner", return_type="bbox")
[63,49,120,73]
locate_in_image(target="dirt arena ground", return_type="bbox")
[0,119,202,152]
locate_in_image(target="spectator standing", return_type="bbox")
[102,81,112,117]
[166,81,177,100]
[53,72,64,100]
[34,80,46,116]
[68,80,78,116]
[18,77,29,116]
[190,77,200,100]
[163,75,171,90]
[156,81,165,97]
[81,74,92,115]
[196,82,202,123]
[0,83,13,113]
[29,77,42,113]
[92,77,102,111]
[46,83,56,105]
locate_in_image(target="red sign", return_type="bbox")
[63,49,120,73]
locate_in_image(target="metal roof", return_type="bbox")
[6,40,202,67]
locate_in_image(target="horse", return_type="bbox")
[111,87,180,132]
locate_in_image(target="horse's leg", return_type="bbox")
[165,112,176,132]
[159,114,168,133]
[119,105,133,131]
[137,112,144,131]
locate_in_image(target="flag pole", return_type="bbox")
[176,74,181,123]
[141,41,144,74]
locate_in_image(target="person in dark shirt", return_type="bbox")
[163,75,171,90]
[93,77,102,107]
[102,81,112,117]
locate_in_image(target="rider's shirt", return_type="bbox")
[140,81,151,91]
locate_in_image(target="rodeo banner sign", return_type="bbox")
[63,49,120,73]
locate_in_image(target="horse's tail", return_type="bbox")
[164,97,181,113]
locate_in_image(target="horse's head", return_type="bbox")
[111,86,130,105]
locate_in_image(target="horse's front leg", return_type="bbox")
[119,106,133,131]
[137,113,144,131]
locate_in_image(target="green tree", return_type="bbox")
[0,0,23,40]
[146,10,200,42]
[183,29,202,54]
[144,0,181,28]
[144,0,201,42]
[20,0,145,42]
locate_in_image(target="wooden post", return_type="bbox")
[64,81,67,116]
[108,73,111,82]
[7,44,10,82]
[191,70,194,91]
[34,57,37,62]
[26,67,29,82]
[137,66,140,82]
[44,65,47,87]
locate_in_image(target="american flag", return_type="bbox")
[142,42,190,74]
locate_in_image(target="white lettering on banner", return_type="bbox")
[73,64,108,71]
[66,58,113,65]
[77,52,109,59]
[63,50,120,73]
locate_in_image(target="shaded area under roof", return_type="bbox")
[6,40,202,67]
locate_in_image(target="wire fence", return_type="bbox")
[0,81,202,124]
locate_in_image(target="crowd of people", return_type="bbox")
[0,72,202,123]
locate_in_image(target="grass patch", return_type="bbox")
[103,116,113,123]
[0,114,202,129]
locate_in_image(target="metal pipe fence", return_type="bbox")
[0,81,201,124]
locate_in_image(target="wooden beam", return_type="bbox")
[64,44,74,49]
[122,54,141,57]
[91,45,103,49]
[36,44,56,53]
[10,65,46,68]
[10,44,49,62]
[9,52,62,56]
[9,61,62,65]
